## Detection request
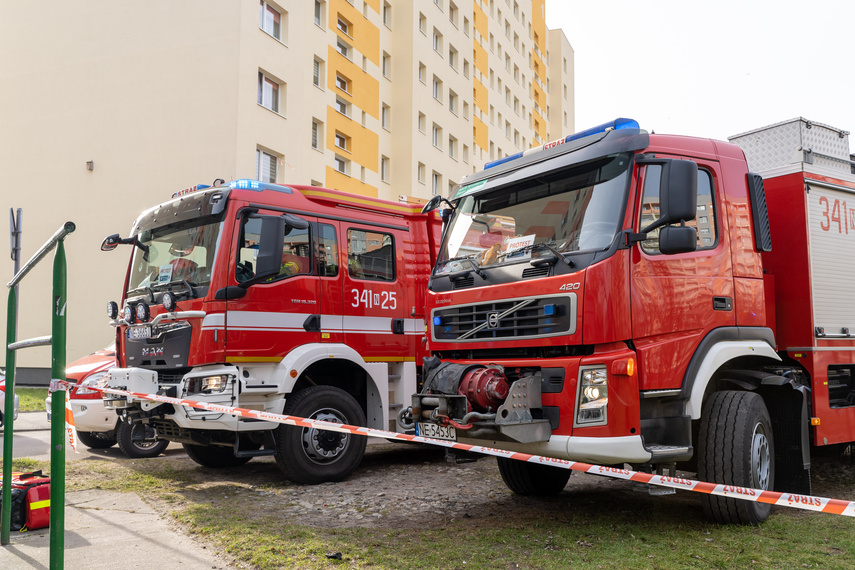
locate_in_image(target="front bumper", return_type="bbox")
[46,395,117,432]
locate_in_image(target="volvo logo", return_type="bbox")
[487,312,500,329]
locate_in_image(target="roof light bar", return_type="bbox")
[484,117,639,170]
[229,179,292,193]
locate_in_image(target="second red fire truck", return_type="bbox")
[410,117,855,525]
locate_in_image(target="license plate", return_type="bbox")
[416,422,457,441]
[127,325,152,340]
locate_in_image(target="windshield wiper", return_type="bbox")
[498,242,575,267]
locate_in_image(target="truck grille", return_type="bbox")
[432,295,575,342]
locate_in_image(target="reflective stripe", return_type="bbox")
[203,311,423,336]
[30,499,50,510]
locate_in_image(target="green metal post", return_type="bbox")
[49,240,67,570]
[1,288,17,545]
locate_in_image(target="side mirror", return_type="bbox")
[659,159,698,224]
[251,215,286,285]
[281,212,309,231]
[658,225,697,254]
[421,195,443,214]
[101,234,121,252]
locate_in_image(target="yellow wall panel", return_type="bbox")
[531,0,546,53]
[472,37,488,77]
[533,51,547,84]
[325,166,379,198]
[473,3,488,39]
[473,77,488,115]
[326,105,379,172]
[328,46,379,119]
[330,0,379,66]
[473,115,488,152]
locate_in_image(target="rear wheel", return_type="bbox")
[116,421,169,459]
[183,443,252,468]
[698,391,774,525]
[497,457,572,495]
[275,385,367,484]
[77,430,117,449]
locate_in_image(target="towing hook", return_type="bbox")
[397,406,415,430]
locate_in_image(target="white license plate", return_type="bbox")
[416,422,457,441]
[127,325,152,340]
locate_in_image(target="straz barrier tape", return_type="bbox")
[78,382,855,518]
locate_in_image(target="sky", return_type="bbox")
[545,0,855,149]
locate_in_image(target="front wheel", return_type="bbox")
[116,421,169,458]
[698,391,775,525]
[497,457,572,495]
[77,430,117,449]
[274,385,367,484]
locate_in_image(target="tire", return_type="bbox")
[77,430,117,449]
[116,421,170,459]
[497,457,572,495]
[183,443,252,468]
[274,385,367,484]
[698,391,775,525]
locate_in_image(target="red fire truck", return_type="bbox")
[102,180,440,484]
[410,117,855,524]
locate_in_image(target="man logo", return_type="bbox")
[487,312,500,329]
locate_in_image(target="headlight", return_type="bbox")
[162,291,177,312]
[186,375,232,395]
[123,305,135,324]
[136,302,150,322]
[107,301,119,320]
[75,371,110,395]
[576,367,608,426]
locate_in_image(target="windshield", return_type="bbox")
[127,214,224,294]
[436,153,631,275]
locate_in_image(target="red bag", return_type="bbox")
[11,471,50,531]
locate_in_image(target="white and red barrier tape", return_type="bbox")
[69,382,855,517]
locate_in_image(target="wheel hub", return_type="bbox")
[302,410,348,463]
[751,421,771,490]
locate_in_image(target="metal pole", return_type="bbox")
[49,239,67,569]
[1,288,16,545]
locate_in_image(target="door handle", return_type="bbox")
[303,314,321,332]
[713,297,733,311]
[392,318,405,335]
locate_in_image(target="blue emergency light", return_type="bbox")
[484,118,639,170]
[229,179,292,193]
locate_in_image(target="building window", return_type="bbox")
[432,76,442,101]
[463,144,469,163]
[311,120,322,150]
[463,59,469,78]
[257,72,280,113]
[418,62,426,83]
[432,172,441,195]
[335,97,349,116]
[382,2,391,27]
[448,136,457,159]
[380,156,389,182]
[419,12,426,34]
[449,1,458,25]
[417,162,425,183]
[334,131,348,151]
[259,2,283,40]
[448,45,457,69]
[432,124,442,149]
[314,0,325,27]
[382,53,390,78]
[336,40,349,58]
[463,101,469,119]
[334,154,348,174]
[381,104,390,129]
[313,58,324,88]
[433,29,443,53]
[335,74,349,93]
[337,16,350,35]
[256,149,277,182]
[448,90,457,114]
[418,112,426,133]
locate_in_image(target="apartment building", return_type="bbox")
[0,0,573,379]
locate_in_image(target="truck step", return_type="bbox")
[646,445,691,461]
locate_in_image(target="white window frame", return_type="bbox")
[256,149,278,182]
[260,1,282,41]
[257,71,280,114]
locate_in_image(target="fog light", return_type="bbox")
[576,367,608,426]
[200,375,229,394]
[162,291,177,312]
[123,305,136,324]
[136,302,150,322]
[107,301,119,320]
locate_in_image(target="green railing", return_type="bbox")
[2,220,74,570]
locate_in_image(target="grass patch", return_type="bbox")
[7,453,855,569]
[16,387,49,412]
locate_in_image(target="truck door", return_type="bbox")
[340,224,413,361]
[630,160,735,391]
[224,209,321,361]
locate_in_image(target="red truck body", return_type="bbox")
[412,117,855,524]
[104,180,440,483]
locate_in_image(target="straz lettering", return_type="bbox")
[558,282,581,291]
[787,494,822,507]
[660,476,693,486]
[722,485,756,496]
[542,139,566,151]
[598,466,630,476]
[492,449,515,456]
[538,457,571,466]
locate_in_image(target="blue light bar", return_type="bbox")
[433,316,442,326]
[484,117,639,170]
[229,179,292,193]
[543,304,556,316]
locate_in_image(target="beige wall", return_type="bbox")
[0,0,574,374]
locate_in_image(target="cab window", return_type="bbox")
[639,166,716,254]
[236,216,312,282]
[348,229,395,281]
